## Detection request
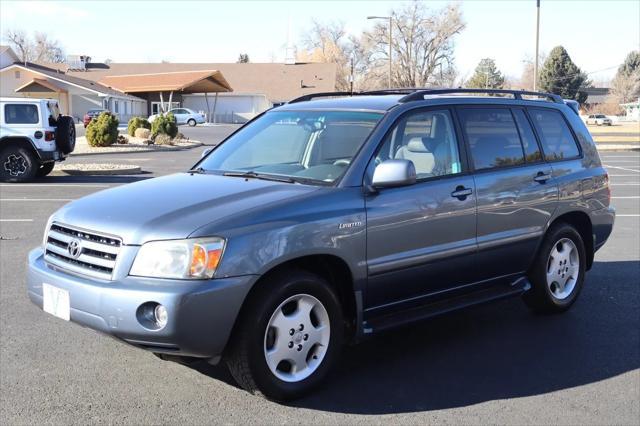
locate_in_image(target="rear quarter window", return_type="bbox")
[4,104,39,124]
[529,108,580,161]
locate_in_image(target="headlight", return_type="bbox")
[130,237,225,280]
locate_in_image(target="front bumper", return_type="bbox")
[27,247,255,359]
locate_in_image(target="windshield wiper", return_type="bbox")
[223,171,295,183]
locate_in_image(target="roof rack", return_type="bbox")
[287,88,564,105]
[398,88,563,103]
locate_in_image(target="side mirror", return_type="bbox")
[201,148,213,158]
[372,159,417,188]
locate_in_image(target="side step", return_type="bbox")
[364,278,531,334]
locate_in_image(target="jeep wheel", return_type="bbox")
[0,146,38,182]
[524,223,586,313]
[36,162,56,177]
[187,118,197,127]
[227,269,343,401]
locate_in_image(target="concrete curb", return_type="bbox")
[52,166,142,176]
[69,141,204,156]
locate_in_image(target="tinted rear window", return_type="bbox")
[4,104,39,124]
[529,109,580,161]
[512,109,542,163]
[458,108,525,170]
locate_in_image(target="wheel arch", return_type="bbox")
[0,136,40,158]
[548,211,594,270]
[228,254,358,348]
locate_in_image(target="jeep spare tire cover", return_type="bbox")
[56,116,76,154]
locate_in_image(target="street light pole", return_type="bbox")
[534,0,540,91]
[368,15,393,88]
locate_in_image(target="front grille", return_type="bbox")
[44,223,122,280]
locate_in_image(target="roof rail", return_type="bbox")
[288,91,360,104]
[399,88,563,103]
[287,88,564,105]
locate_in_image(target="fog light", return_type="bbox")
[154,304,168,328]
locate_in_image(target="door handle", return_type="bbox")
[451,186,473,200]
[534,172,552,183]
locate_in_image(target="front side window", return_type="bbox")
[529,108,580,161]
[4,104,39,124]
[376,109,462,179]
[458,108,525,170]
[198,110,382,184]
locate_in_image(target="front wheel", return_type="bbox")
[524,223,586,313]
[226,269,344,401]
[187,119,196,127]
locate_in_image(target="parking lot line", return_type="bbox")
[609,175,640,177]
[611,196,640,199]
[604,165,640,173]
[0,219,33,222]
[0,184,110,188]
[0,198,74,202]
[616,214,640,217]
[610,183,640,186]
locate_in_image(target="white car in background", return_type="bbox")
[149,108,205,126]
[585,114,613,126]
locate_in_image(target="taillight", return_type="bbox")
[45,131,55,142]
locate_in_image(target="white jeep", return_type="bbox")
[0,97,76,182]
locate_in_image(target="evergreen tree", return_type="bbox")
[466,58,505,89]
[538,46,589,103]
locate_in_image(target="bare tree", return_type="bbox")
[3,29,65,63]
[364,1,465,88]
[299,20,352,91]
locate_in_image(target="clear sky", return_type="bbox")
[1,0,638,82]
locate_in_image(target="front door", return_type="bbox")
[364,108,477,314]
[457,106,558,281]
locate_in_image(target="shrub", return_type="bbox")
[151,112,178,138]
[86,112,119,147]
[134,128,151,139]
[127,117,151,136]
[116,135,128,144]
[154,134,173,145]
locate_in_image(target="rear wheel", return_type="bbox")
[0,146,38,182]
[36,162,55,177]
[524,223,586,313]
[226,269,343,401]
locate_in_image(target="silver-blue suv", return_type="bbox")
[27,89,615,400]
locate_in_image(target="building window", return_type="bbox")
[14,70,20,79]
[114,100,119,114]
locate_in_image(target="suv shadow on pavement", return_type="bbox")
[192,260,638,413]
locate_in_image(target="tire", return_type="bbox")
[524,222,586,313]
[226,269,344,401]
[55,116,76,154]
[36,162,55,177]
[187,118,197,127]
[0,145,38,183]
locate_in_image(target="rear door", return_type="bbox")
[457,106,558,281]
[365,108,477,312]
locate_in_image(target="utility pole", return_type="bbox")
[368,15,393,88]
[534,0,540,91]
[349,55,354,94]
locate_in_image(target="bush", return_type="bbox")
[116,135,128,144]
[154,134,173,145]
[151,112,178,138]
[86,112,119,147]
[127,117,151,136]
[134,128,151,139]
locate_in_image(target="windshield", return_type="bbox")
[197,110,383,184]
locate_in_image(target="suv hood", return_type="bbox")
[53,173,320,245]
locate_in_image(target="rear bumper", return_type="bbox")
[593,206,615,251]
[38,150,65,162]
[27,247,255,359]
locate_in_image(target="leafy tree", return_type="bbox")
[237,53,250,63]
[538,46,590,103]
[466,58,505,89]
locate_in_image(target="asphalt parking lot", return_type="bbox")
[0,146,638,424]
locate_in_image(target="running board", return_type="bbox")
[363,278,531,334]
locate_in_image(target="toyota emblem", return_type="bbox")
[67,238,82,259]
